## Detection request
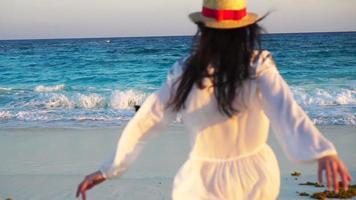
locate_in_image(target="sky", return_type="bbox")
[0,0,356,40]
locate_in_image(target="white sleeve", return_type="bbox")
[255,50,337,163]
[99,61,182,179]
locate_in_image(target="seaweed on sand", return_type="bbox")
[297,191,310,196]
[299,181,325,187]
[291,171,302,177]
[311,184,356,199]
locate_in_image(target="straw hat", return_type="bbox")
[189,0,258,29]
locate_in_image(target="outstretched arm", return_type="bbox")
[255,50,352,192]
[76,60,183,199]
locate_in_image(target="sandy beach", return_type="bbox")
[0,125,355,200]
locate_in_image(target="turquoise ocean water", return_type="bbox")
[0,32,355,128]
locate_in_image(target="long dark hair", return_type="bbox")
[168,21,265,117]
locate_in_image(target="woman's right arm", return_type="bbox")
[98,60,182,180]
[76,170,106,200]
[75,60,183,199]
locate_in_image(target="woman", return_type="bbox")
[76,0,351,199]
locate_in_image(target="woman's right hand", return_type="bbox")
[76,170,106,200]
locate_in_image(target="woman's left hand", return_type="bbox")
[76,170,106,200]
[318,155,352,193]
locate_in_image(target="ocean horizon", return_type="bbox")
[1,30,355,42]
[0,31,355,128]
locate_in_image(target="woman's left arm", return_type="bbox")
[256,51,352,193]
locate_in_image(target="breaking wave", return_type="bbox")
[292,87,355,106]
[110,90,147,109]
[16,89,149,110]
[78,93,104,109]
[0,86,355,126]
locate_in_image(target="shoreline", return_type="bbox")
[0,123,353,131]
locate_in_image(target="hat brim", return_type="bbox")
[189,12,258,29]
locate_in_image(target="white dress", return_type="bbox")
[99,50,337,200]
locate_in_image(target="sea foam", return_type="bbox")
[0,87,12,91]
[35,84,65,92]
[46,94,74,109]
[0,111,12,119]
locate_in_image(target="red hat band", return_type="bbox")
[202,7,247,21]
